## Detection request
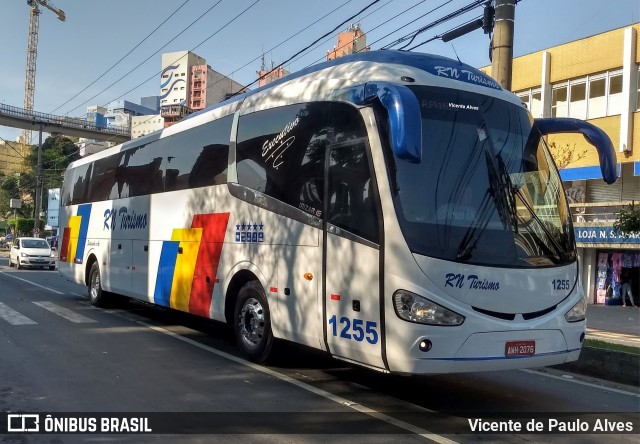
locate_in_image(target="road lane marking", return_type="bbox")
[0,302,37,325]
[136,319,458,443]
[0,271,64,294]
[520,369,640,397]
[33,301,97,323]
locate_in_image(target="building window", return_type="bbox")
[636,66,640,110]
[550,70,623,120]
[588,76,606,119]
[551,85,568,117]
[516,88,542,118]
[607,73,623,115]
[569,82,587,119]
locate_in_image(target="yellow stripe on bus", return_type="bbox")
[169,228,203,312]
[67,216,82,263]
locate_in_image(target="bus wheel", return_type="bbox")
[234,281,274,363]
[88,262,106,307]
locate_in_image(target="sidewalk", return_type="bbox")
[586,304,640,347]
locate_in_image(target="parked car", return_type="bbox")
[8,237,56,270]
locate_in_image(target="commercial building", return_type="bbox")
[481,24,640,305]
[160,51,244,127]
[105,99,158,130]
[326,23,369,60]
[257,55,290,87]
[131,114,164,139]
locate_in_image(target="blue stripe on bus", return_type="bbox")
[154,241,180,307]
[421,348,580,361]
[74,204,92,264]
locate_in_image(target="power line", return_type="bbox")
[383,0,487,50]
[64,0,226,116]
[233,0,382,94]
[49,0,192,114]
[121,0,361,140]
[296,0,448,70]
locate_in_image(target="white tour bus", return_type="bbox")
[59,51,617,374]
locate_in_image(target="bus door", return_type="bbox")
[323,140,385,370]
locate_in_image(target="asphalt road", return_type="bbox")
[0,258,638,443]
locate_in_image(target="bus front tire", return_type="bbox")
[88,262,107,307]
[234,281,274,363]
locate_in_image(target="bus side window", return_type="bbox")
[89,154,121,202]
[166,115,232,191]
[117,140,167,198]
[326,104,379,244]
[70,163,93,205]
[236,103,330,215]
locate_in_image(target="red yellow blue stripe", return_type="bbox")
[154,213,229,316]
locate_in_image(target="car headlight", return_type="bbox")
[564,297,586,323]
[393,290,465,326]
[20,252,28,257]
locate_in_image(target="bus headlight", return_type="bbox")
[564,297,586,323]
[393,290,465,326]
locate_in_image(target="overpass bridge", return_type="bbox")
[0,103,131,144]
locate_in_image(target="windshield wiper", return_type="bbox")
[455,151,513,261]
[496,156,567,261]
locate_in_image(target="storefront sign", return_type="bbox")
[574,226,640,244]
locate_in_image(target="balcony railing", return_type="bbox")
[569,201,637,224]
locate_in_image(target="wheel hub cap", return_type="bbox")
[239,297,264,347]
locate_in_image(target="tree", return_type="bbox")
[613,203,640,236]
[547,141,588,170]
[22,134,80,217]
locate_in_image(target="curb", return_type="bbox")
[551,346,639,387]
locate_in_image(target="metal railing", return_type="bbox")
[569,201,637,224]
[0,103,130,136]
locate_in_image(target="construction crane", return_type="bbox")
[22,0,65,153]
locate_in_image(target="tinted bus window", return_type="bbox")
[67,163,92,205]
[88,153,122,202]
[236,103,330,214]
[165,115,232,191]
[117,142,165,198]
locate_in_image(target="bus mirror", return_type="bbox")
[533,118,617,184]
[355,82,422,163]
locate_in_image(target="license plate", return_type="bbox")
[505,340,535,357]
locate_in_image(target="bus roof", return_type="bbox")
[184,50,503,121]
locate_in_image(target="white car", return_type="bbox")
[9,237,56,270]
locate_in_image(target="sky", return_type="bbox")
[1,0,639,143]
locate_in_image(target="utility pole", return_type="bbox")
[490,0,515,90]
[33,124,43,236]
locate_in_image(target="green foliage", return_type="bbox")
[1,135,79,222]
[6,218,45,236]
[584,339,640,355]
[613,204,640,236]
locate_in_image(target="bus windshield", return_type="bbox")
[387,86,575,268]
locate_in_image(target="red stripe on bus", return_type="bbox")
[59,227,71,262]
[188,213,230,317]
[330,294,341,301]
